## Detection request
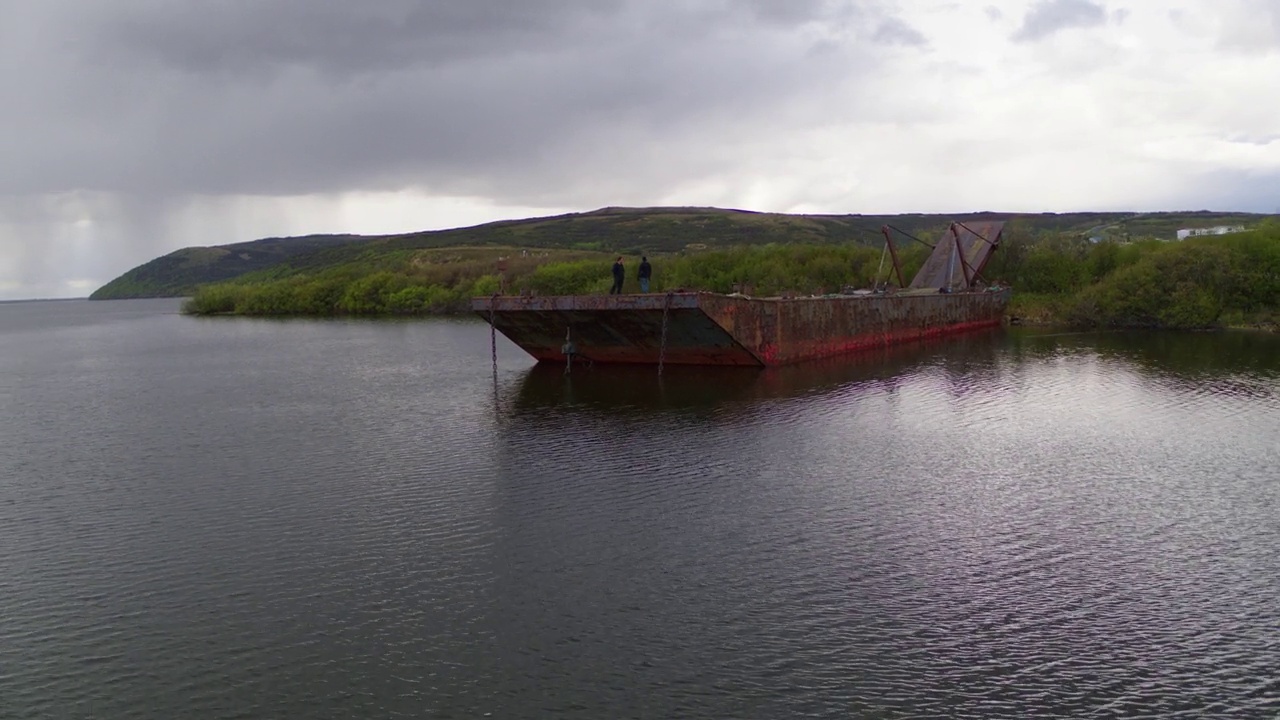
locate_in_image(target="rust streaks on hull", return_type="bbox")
[475,289,1011,367]
[482,293,761,366]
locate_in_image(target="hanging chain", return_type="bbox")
[657,292,672,376]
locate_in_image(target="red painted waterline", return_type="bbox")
[770,317,1004,366]
[515,345,763,366]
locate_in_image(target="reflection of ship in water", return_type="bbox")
[507,328,1006,413]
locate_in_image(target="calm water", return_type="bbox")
[2,299,1278,719]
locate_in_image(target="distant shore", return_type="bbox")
[153,216,1277,332]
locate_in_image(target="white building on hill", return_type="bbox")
[1176,225,1245,240]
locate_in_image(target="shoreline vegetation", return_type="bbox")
[179,221,1280,331]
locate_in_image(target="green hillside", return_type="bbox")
[89,233,369,299]
[91,206,1273,300]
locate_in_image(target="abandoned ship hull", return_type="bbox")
[473,289,1011,367]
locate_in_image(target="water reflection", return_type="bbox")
[1008,328,1280,404]
[483,324,1280,718]
[506,329,1007,415]
[1009,327,1280,377]
[6,301,1278,719]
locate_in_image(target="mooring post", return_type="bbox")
[489,293,499,376]
[658,292,673,376]
[562,327,576,375]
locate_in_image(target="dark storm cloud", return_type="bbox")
[1011,0,1107,42]
[1,0,907,204]
[0,0,925,297]
[0,193,162,299]
[96,0,632,76]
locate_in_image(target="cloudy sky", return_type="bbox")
[2,0,1278,299]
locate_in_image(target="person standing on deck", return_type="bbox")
[638,256,652,293]
[610,256,625,294]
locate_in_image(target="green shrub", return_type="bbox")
[182,285,240,314]
[180,223,1280,327]
[527,260,612,296]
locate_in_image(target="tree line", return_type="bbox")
[988,221,1279,328]
[183,222,1280,329]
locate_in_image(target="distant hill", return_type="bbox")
[90,206,1276,299]
[90,234,369,299]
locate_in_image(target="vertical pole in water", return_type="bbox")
[489,295,498,365]
[563,327,574,376]
[489,293,499,386]
[658,292,672,376]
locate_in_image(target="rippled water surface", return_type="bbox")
[2,299,1279,719]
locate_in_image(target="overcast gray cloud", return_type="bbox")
[1,0,1278,299]
[2,0,899,200]
[0,0,914,297]
[874,17,928,46]
[1222,0,1280,53]
[1011,0,1107,42]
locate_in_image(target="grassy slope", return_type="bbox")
[91,206,1277,299]
[89,234,368,299]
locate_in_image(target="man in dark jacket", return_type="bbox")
[610,256,625,294]
[638,256,652,293]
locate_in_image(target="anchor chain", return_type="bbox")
[658,291,673,376]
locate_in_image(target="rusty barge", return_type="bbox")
[473,221,1011,368]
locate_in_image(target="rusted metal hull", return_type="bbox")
[473,289,1011,367]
